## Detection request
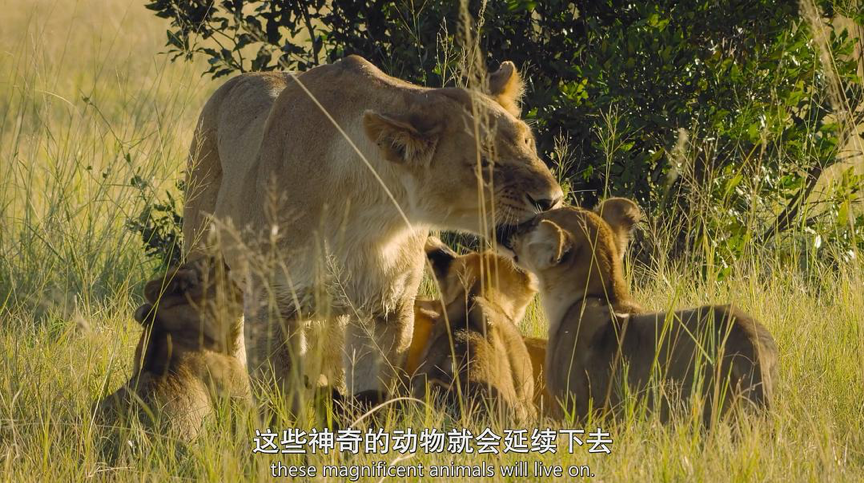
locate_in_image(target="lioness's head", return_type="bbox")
[505,199,641,306]
[134,257,242,359]
[424,236,537,323]
[362,60,563,240]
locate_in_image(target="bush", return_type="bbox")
[144,0,864,270]
[126,175,184,268]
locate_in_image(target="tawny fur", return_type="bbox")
[508,200,779,422]
[409,237,538,421]
[96,258,250,439]
[182,55,562,410]
[522,336,552,412]
[406,266,552,414]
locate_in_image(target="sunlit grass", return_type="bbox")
[0,1,862,481]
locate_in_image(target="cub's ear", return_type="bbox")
[424,236,458,281]
[363,110,440,166]
[488,61,524,117]
[134,303,154,326]
[525,219,571,270]
[143,267,200,303]
[595,197,641,259]
[143,278,165,304]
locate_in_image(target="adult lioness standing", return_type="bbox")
[183,56,562,412]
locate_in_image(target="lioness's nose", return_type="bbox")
[527,193,562,212]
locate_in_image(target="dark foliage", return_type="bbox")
[143,0,864,270]
[126,176,184,268]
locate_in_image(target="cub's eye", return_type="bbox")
[480,157,492,169]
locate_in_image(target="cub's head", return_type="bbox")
[424,236,537,323]
[505,199,641,306]
[134,257,242,359]
[362,60,563,239]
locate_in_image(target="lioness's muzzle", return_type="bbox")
[496,216,543,250]
[526,193,562,213]
[495,224,519,249]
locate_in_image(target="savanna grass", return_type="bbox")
[0,1,862,481]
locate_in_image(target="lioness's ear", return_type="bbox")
[595,197,641,259]
[488,61,524,117]
[526,219,571,270]
[363,110,440,166]
[424,236,457,281]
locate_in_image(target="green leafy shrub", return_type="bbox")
[126,176,184,268]
[143,0,864,271]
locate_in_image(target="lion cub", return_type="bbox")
[522,336,551,410]
[409,237,538,421]
[97,258,249,439]
[505,200,778,422]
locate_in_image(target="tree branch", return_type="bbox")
[300,5,320,66]
[760,162,824,242]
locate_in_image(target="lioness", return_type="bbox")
[183,55,563,411]
[504,200,778,422]
[409,237,538,421]
[97,258,249,439]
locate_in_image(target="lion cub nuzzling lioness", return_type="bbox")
[504,200,779,422]
[96,258,249,439]
[409,237,538,421]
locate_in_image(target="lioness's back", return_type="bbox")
[185,71,294,255]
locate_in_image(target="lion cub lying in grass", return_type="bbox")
[408,237,539,421]
[96,258,249,439]
[505,200,779,422]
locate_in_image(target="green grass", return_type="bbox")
[1,1,863,481]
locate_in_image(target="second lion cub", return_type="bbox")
[96,257,249,439]
[504,200,779,422]
[409,237,538,421]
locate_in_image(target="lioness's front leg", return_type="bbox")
[343,301,414,404]
[242,283,309,417]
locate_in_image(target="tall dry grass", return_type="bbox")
[0,0,862,481]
